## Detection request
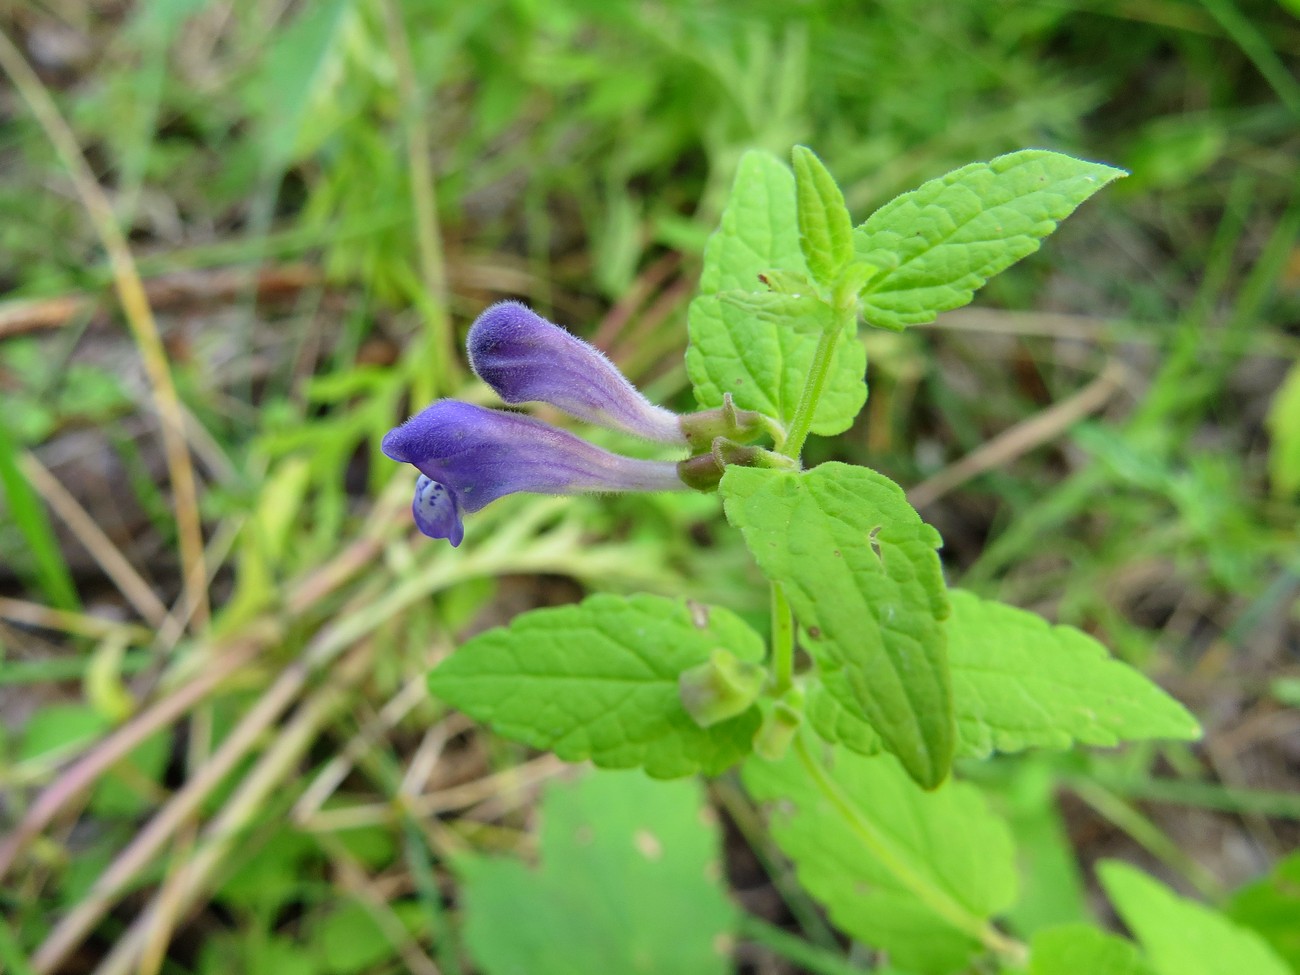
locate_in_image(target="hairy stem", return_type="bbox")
[769,583,795,696]
[780,307,851,460]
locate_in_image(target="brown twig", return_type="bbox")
[0,265,322,338]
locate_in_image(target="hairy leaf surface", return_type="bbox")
[1099,861,1291,975]
[855,150,1125,329]
[744,746,1016,973]
[459,770,733,975]
[792,145,854,285]
[721,463,953,787]
[687,151,865,434]
[946,590,1199,756]
[429,593,763,778]
[808,590,1198,759]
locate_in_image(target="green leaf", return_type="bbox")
[805,680,881,756]
[1099,861,1292,975]
[20,702,168,820]
[1266,360,1300,497]
[1225,850,1300,972]
[215,826,316,913]
[310,899,410,975]
[458,769,734,975]
[0,419,80,611]
[1029,925,1152,975]
[744,745,1016,974]
[994,758,1089,934]
[428,593,764,778]
[716,289,834,334]
[20,704,108,763]
[686,151,866,436]
[720,463,954,788]
[946,590,1200,757]
[855,150,1126,329]
[250,0,354,168]
[792,145,854,286]
[757,269,817,294]
[811,591,1199,760]
[89,731,169,818]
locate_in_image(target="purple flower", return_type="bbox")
[382,400,685,546]
[468,301,686,444]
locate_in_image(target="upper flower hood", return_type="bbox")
[467,301,687,444]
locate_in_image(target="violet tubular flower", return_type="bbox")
[468,301,687,444]
[382,400,685,546]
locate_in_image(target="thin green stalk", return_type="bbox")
[737,914,865,975]
[402,817,462,975]
[781,321,844,460]
[0,420,79,611]
[793,736,1025,962]
[0,917,37,975]
[382,0,458,399]
[1069,778,1224,899]
[770,583,795,696]
[713,779,842,951]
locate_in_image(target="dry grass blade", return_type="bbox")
[15,452,169,627]
[908,358,1131,509]
[0,483,407,885]
[85,640,385,975]
[0,28,210,631]
[0,597,152,643]
[0,626,271,880]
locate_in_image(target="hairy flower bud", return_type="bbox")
[382,400,685,546]
[467,301,686,444]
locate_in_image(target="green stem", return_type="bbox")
[770,583,795,695]
[736,914,865,975]
[781,309,850,460]
[382,0,457,397]
[793,736,1025,963]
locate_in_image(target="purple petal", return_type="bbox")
[382,401,684,542]
[412,475,464,546]
[468,301,685,444]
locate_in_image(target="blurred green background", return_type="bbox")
[0,1,1297,972]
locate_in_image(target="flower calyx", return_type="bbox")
[676,436,797,492]
[678,647,766,728]
[679,393,785,452]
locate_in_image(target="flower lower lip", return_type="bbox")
[412,474,464,546]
